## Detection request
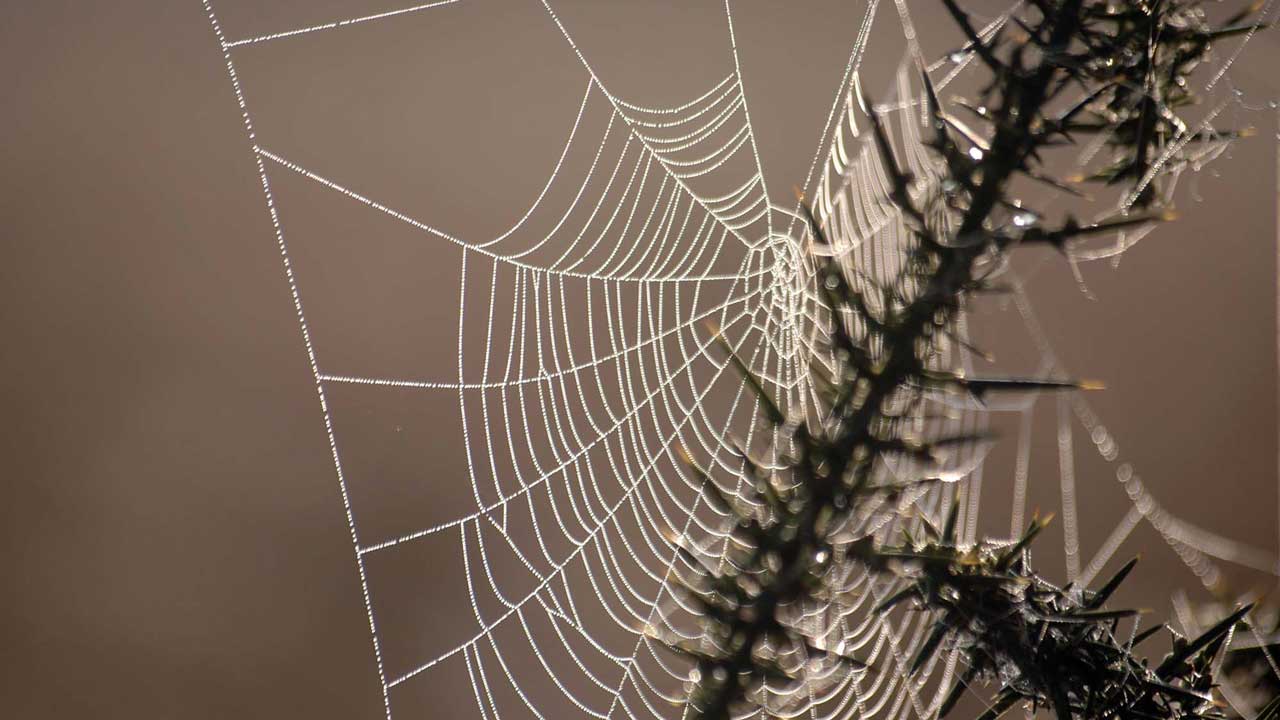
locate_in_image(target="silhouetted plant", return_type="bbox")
[1197,600,1280,717]
[662,2,1270,720]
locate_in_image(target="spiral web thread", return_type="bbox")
[201,1,1280,719]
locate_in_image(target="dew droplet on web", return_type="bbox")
[1116,463,1134,483]
[1090,425,1118,461]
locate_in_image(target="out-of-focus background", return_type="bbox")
[3,1,1278,718]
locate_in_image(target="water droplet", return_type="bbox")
[1135,493,1154,513]
[968,146,985,161]
[814,548,830,564]
[1013,211,1037,228]
[948,51,965,64]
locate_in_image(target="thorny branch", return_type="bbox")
[661,2,1273,720]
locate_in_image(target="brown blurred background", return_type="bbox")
[3,1,1278,718]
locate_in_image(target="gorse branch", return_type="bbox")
[663,2,1268,720]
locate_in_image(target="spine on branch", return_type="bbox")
[662,2,1269,720]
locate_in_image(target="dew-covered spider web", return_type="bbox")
[202,1,1280,719]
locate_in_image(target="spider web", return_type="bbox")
[201,1,1280,719]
